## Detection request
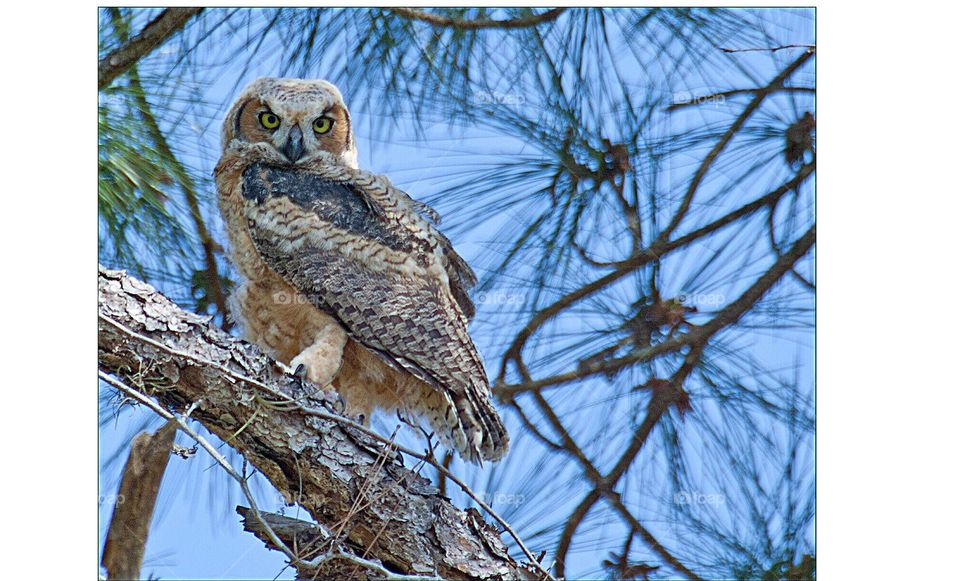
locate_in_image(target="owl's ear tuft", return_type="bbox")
[339,106,359,169]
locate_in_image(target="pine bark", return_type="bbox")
[98,266,535,580]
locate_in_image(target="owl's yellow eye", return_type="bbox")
[258,111,281,130]
[313,116,334,134]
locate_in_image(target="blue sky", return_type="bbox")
[99,8,815,579]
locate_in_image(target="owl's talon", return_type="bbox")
[294,363,307,377]
[332,393,346,414]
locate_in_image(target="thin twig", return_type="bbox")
[657,49,815,242]
[721,44,816,53]
[667,86,816,112]
[98,371,298,568]
[539,347,706,579]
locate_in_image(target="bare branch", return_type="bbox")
[667,86,816,112]
[602,490,703,580]
[100,421,177,580]
[498,224,816,396]
[657,49,815,242]
[721,44,816,53]
[238,508,448,581]
[388,7,566,30]
[496,163,815,389]
[99,8,203,90]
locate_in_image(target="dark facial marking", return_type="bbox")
[234,100,249,141]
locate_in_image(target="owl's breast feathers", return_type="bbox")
[237,161,507,460]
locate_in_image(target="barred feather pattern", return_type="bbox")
[216,143,508,462]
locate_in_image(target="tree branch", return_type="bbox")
[388,7,565,29]
[100,421,177,580]
[496,163,814,389]
[97,265,548,580]
[667,86,816,112]
[657,49,815,242]
[99,8,203,90]
[720,44,816,53]
[497,224,815,396]
[237,507,447,580]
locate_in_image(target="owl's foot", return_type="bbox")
[290,323,348,389]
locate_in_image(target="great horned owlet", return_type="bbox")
[214,77,508,463]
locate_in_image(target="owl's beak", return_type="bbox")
[281,126,305,163]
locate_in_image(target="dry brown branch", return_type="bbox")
[237,507,446,580]
[99,8,203,90]
[388,7,565,30]
[100,421,177,580]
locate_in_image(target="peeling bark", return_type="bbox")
[98,266,537,580]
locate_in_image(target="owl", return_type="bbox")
[214,77,508,463]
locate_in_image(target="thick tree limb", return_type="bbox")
[97,266,544,580]
[388,7,565,30]
[99,8,203,90]
[101,421,177,580]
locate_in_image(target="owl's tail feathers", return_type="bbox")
[447,383,509,464]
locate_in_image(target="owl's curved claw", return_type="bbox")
[294,363,307,377]
[332,392,347,414]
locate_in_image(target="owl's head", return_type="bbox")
[222,77,358,169]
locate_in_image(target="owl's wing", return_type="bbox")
[240,162,506,461]
[390,193,479,320]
